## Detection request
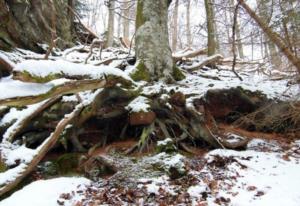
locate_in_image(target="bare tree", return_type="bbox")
[238,0,300,73]
[106,0,115,47]
[172,0,179,51]
[205,0,217,56]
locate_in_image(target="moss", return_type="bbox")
[0,161,7,173]
[135,0,145,30]
[173,66,185,81]
[130,61,151,82]
[20,71,61,83]
[55,153,81,176]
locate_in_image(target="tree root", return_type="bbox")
[0,104,84,197]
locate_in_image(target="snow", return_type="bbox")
[201,149,300,206]
[0,177,91,206]
[138,175,177,196]
[157,138,173,146]
[14,59,132,81]
[3,144,37,166]
[0,77,52,100]
[1,101,45,143]
[187,185,208,198]
[140,66,299,100]
[149,152,185,172]
[125,96,151,112]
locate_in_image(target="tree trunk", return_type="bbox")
[122,1,130,40]
[255,0,282,67]
[186,0,192,47]
[106,0,115,48]
[230,0,244,59]
[0,0,74,52]
[205,0,216,56]
[172,0,179,52]
[239,0,300,73]
[132,0,184,82]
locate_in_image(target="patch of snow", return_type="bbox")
[157,138,173,146]
[138,175,177,196]
[126,96,151,112]
[1,101,45,143]
[0,77,52,100]
[203,149,300,206]
[149,152,185,172]
[0,177,91,206]
[187,184,208,198]
[4,144,36,166]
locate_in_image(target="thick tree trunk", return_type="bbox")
[133,0,184,82]
[205,0,216,56]
[0,0,74,52]
[239,0,300,72]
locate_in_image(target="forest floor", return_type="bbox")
[0,46,299,206]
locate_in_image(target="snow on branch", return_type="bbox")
[13,59,132,83]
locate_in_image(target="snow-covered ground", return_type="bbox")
[1,139,300,205]
[0,177,90,206]
[0,47,299,205]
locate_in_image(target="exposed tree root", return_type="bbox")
[0,104,84,196]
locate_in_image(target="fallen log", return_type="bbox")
[184,54,223,71]
[172,48,207,62]
[0,79,108,107]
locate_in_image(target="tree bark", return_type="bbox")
[106,0,115,48]
[186,0,192,47]
[239,0,300,73]
[122,1,130,40]
[205,0,216,56]
[172,0,179,52]
[133,0,184,82]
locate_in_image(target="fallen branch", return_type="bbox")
[85,39,104,64]
[184,54,223,71]
[3,97,61,143]
[172,48,207,62]
[0,79,108,107]
[0,104,84,197]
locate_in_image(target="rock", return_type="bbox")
[156,138,177,153]
[129,111,156,125]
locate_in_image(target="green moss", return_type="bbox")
[135,0,145,30]
[173,66,185,81]
[21,71,61,83]
[55,153,81,176]
[130,61,151,82]
[0,161,7,173]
